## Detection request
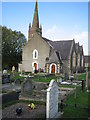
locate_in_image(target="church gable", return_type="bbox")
[47,49,60,64]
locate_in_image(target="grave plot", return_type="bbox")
[2,102,45,119]
[20,80,48,102]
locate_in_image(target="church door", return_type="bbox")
[51,64,55,73]
[34,63,37,70]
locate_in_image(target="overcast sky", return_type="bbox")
[1,1,88,55]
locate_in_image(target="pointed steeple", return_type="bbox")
[28,23,31,40]
[32,0,39,29]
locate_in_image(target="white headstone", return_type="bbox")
[3,69,7,75]
[12,66,15,73]
[46,79,58,118]
[57,77,62,83]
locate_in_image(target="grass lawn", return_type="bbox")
[75,73,86,80]
[75,71,90,81]
[60,86,89,119]
[10,71,59,83]
[32,75,58,83]
[13,72,59,83]
[13,75,25,82]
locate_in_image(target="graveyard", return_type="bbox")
[1,69,89,119]
[1,1,89,119]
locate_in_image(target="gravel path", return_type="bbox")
[2,103,46,119]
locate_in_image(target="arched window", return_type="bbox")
[33,49,38,59]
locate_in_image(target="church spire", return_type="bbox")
[32,0,39,29]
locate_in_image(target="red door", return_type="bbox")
[51,64,55,73]
[34,63,37,70]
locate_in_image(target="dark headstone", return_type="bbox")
[21,79,32,94]
[10,74,14,82]
[60,100,63,112]
[15,79,21,85]
[35,83,47,90]
[2,75,9,84]
[64,73,67,81]
[26,76,30,81]
[82,79,85,92]
[8,74,10,79]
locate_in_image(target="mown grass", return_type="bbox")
[75,73,86,80]
[60,86,89,119]
[75,71,90,81]
[32,75,58,83]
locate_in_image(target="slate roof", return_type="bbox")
[49,40,73,60]
[84,56,90,63]
[43,37,73,60]
[42,37,51,42]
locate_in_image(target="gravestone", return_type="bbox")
[21,78,32,94]
[57,77,62,83]
[64,73,67,81]
[12,66,15,73]
[82,79,85,92]
[15,79,21,85]
[3,69,7,76]
[86,68,88,89]
[2,70,9,84]
[35,83,47,90]
[46,79,59,118]
[26,76,30,81]
[10,74,14,82]
[2,75,9,84]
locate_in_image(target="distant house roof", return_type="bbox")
[43,37,73,60]
[84,56,90,63]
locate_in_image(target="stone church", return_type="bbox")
[18,1,84,75]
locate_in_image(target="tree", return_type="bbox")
[2,26,27,70]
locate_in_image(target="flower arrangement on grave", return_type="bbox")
[28,103,35,110]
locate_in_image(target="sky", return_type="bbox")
[1,1,88,55]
